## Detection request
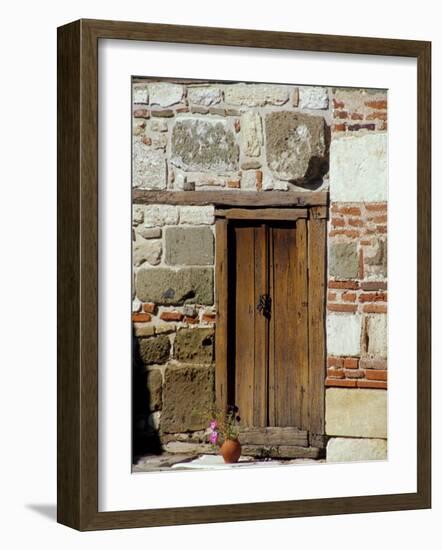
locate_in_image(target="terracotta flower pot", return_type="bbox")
[220,438,241,463]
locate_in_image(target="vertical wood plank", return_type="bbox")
[215,219,229,411]
[234,226,255,427]
[253,224,268,427]
[268,226,276,426]
[293,219,310,430]
[308,215,327,435]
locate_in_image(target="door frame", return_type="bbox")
[215,204,328,439]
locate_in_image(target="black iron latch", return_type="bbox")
[256,294,272,318]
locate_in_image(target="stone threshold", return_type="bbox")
[132,452,324,473]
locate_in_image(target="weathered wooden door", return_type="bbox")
[215,207,327,451]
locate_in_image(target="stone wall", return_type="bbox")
[326,88,388,462]
[131,79,388,462]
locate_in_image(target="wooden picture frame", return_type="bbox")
[57,19,431,530]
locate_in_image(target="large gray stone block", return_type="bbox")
[132,142,167,189]
[330,134,387,202]
[329,241,359,279]
[265,112,326,181]
[138,335,171,365]
[326,388,387,438]
[174,328,214,364]
[136,267,214,305]
[171,117,239,172]
[161,365,215,433]
[165,227,214,265]
[326,437,387,462]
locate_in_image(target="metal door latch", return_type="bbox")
[256,294,272,318]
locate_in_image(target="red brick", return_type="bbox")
[365,100,387,110]
[331,218,345,228]
[333,123,347,132]
[143,302,157,314]
[365,203,387,212]
[362,304,387,313]
[184,316,199,324]
[361,281,387,291]
[343,357,359,369]
[133,108,150,118]
[333,98,345,109]
[202,313,216,323]
[326,378,357,388]
[334,110,348,119]
[359,358,387,370]
[357,379,387,389]
[329,280,360,290]
[365,369,388,381]
[350,112,363,120]
[328,357,344,368]
[160,311,183,322]
[256,171,263,191]
[342,292,357,302]
[366,111,387,121]
[327,303,358,313]
[332,205,361,216]
[348,218,363,227]
[376,225,387,234]
[329,229,360,239]
[132,312,152,323]
[328,291,337,301]
[227,178,241,189]
[344,369,364,379]
[348,123,376,131]
[360,239,372,246]
[142,136,152,146]
[371,215,387,223]
[327,367,345,379]
[358,292,387,303]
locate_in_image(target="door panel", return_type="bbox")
[233,225,268,428]
[229,218,313,432]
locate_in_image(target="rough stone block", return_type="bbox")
[149,82,183,107]
[161,365,215,433]
[325,388,387,438]
[132,205,144,225]
[299,86,329,109]
[147,369,163,411]
[171,117,239,172]
[327,314,361,356]
[330,134,387,202]
[133,236,162,267]
[365,237,387,278]
[179,205,215,225]
[133,142,167,190]
[241,111,262,157]
[174,328,214,364]
[265,112,326,181]
[187,86,222,106]
[143,204,178,227]
[366,314,388,358]
[326,437,387,462]
[224,84,289,106]
[138,335,171,365]
[329,241,359,279]
[136,227,162,240]
[133,84,149,104]
[136,267,214,305]
[165,227,214,265]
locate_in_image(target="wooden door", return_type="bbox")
[215,207,327,442]
[231,220,309,430]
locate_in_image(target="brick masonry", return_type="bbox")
[132,79,388,461]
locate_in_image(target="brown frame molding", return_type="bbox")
[57,18,431,531]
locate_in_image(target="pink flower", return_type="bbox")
[209,420,218,430]
[209,431,219,444]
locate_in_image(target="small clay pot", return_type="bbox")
[220,438,241,463]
